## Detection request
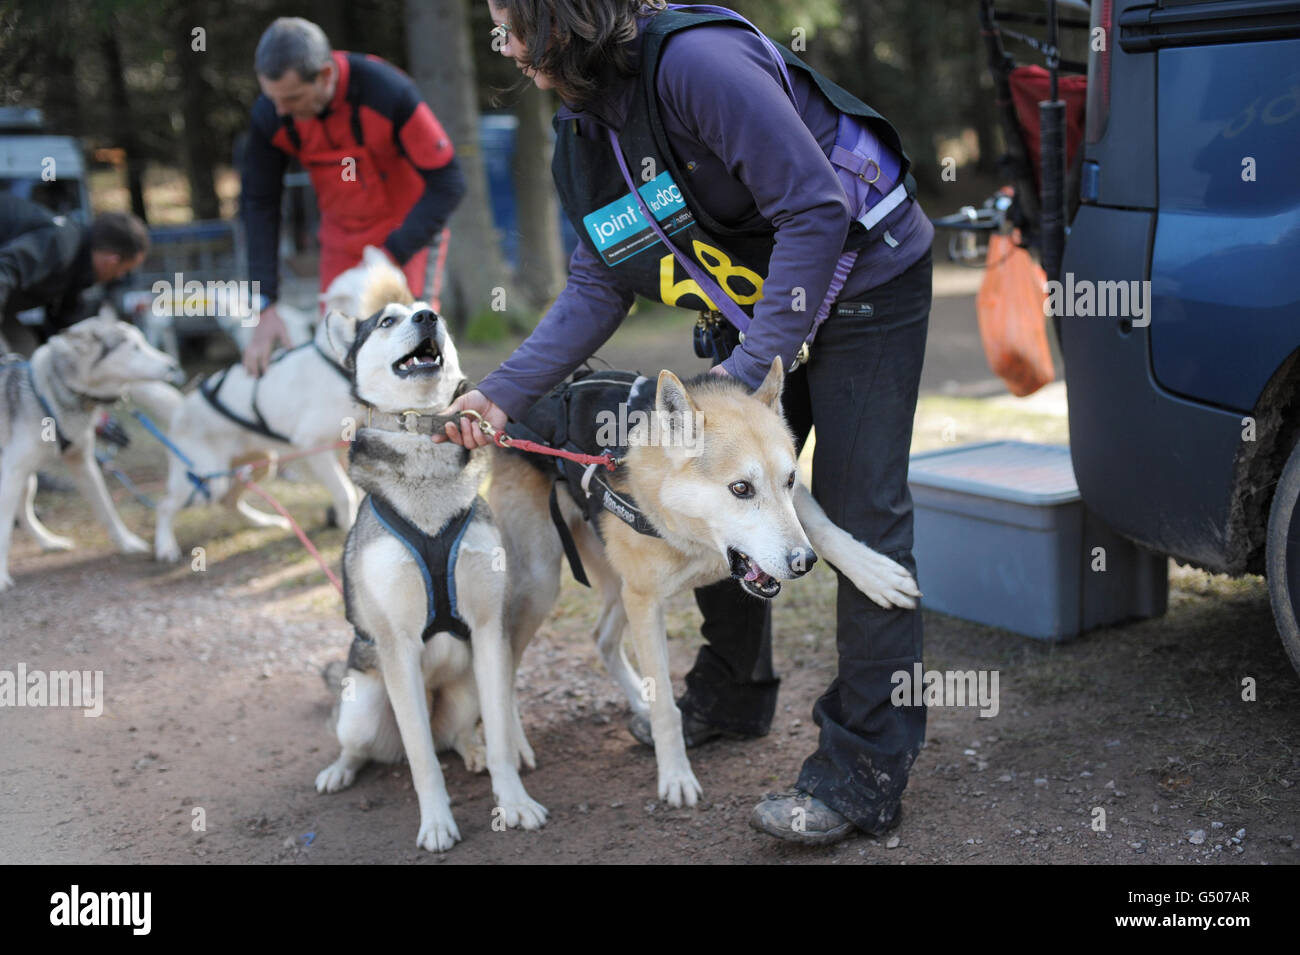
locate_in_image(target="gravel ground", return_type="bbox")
[2,437,1296,864]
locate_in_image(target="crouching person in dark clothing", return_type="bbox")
[0,196,148,356]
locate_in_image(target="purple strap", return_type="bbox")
[608,128,752,334]
[609,4,860,350]
[665,3,796,98]
[609,129,856,347]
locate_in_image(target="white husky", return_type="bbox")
[153,247,406,562]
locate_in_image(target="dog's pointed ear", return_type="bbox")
[655,369,702,454]
[60,317,98,341]
[322,310,354,366]
[46,332,80,378]
[656,369,697,417]
[752,356,784,412]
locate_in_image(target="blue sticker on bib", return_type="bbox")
[582,171,696,267]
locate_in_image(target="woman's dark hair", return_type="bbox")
[502,0,666,107]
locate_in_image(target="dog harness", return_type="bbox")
[354,493,479,644]
[510,368,663,586]
[4,358,112,454]
[21,361,72,453]
[199,341,349,444]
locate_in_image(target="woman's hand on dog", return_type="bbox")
[434,389,507,448]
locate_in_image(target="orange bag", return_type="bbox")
[976,232,1054,397]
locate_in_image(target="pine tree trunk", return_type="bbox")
[900,8,939,192]
[100,22,149,222]
[511,84,565,311]
[404,0,519,333]
[174,6,221,221]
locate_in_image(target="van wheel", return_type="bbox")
[1265,440,1300,679]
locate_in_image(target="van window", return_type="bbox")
[0,177,84,218]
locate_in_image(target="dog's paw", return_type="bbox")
[453,730,488,775]
[416,813,461,852]
[115,533,150,555]
[154,540,182,564]
[315,761,357,794]
[458,742,487,774]
[495,795,548,830]
[39,535,74,553]
[844,550,922,610]
[658,769,703,808]
[514,730,537,772]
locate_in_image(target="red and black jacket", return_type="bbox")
[241,51,465,304]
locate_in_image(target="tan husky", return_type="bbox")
[489,360,920,807]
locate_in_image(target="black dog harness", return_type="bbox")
[200,341,349,443]
[359,493,479,642]
[511,368,663,586]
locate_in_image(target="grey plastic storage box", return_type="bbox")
[908,441,1167,641]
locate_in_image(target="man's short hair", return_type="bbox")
[89,212,149,259]
[254,17,333,81]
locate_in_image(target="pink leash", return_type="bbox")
[231,440,351,596]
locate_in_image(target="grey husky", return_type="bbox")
[0,316,178,593]
[315,297,545,853]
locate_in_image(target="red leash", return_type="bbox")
[228,440,351,597]
[224,414,614,598]
[429,227,450,313]
[456,409,617,471]
[239,475,345,596]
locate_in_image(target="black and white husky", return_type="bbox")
[315,297,546,852]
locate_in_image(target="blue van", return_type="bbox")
[937,1,1300,674]
[1059,1,1300,670]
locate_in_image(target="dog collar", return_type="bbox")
[64,383,125,407]
[361,378,474,436]
[364,406,452,435]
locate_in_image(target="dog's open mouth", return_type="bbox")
[728,547,782,599]
[393,338,443,377]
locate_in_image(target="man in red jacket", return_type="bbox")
[240,17,466,375]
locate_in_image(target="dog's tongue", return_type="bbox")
[744,564,762,582]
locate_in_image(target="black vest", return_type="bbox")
[551,8,915,318]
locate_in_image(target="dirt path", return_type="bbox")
[2,471,1297,864]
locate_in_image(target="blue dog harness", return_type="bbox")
[353,493,479,644]
[24,362,73,453]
